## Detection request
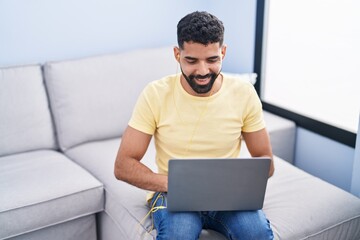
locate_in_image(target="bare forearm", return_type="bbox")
[266,155,275,177]
[256,153,274,177]
[242,129,275,177]
[114,157,168,192]
[114,127,167,191]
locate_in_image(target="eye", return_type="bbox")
[207,57,220,63]
[186,60,197,64]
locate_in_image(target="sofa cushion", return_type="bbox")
[44,47,177,151]
[0,150,104,239]
[265,159,360,239]
[0,65,57,157]
[263,111,296,163]
[65,138,228,239]
[66,138,360,240]
[65,138,156,239]
[9,215,97,240]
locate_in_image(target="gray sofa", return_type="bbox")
[1,46,360,240]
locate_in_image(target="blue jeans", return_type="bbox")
[150,192,274,240]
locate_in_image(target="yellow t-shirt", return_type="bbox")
[128,73,265,201]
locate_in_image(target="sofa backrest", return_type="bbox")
[0,65,57,157]
[44,47,177,151]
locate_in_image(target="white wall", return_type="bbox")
[0,0,256,73]
[295,128,355,192]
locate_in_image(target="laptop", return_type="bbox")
[167,157,271,212]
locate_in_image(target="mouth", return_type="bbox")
[194,77,211,85]
[192,74,213,85]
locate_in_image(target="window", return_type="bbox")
[254,0,359,147]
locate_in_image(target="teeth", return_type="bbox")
[196,78,208,82]
[196,78,209,84]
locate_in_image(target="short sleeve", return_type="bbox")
[128,85,157,135]
[241,84,265,132]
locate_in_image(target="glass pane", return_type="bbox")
[262,0,360,133]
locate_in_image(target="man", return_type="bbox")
[114,11,274,240]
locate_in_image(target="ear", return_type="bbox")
[173,46,180,63]
[221,45,227,60]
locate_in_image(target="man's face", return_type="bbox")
[174,42,226,96]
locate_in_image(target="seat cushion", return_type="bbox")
[65,138,157,239]
[0,65,56,157]
[66,138,360,240]
[240,145,360,239]
[9,215,97,240]
[0,150,104,239]
[265,159,360,239]
[65,138,227,239]
[43,47,177,151]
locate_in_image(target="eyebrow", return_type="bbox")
[184,56,220,61]
[184,56,197,61]
[208,56,220,60]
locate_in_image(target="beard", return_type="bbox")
[181,68,221,94]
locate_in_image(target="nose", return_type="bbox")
[197,61,210,76]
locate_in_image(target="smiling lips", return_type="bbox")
[195,77,211,85]
[193,74,212,85]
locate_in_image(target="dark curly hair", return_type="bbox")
[177,11,225,49]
